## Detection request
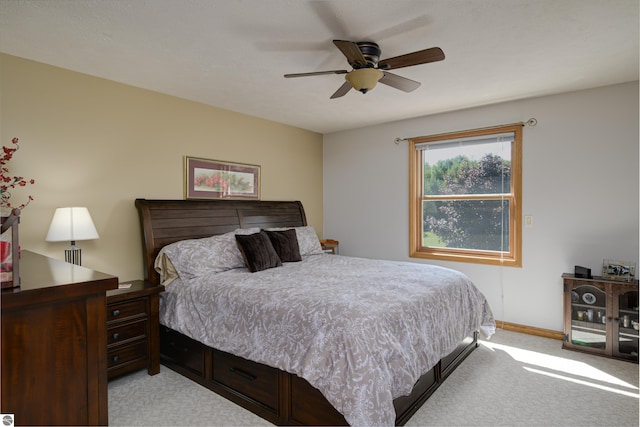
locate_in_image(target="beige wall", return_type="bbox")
[1,54,323,281]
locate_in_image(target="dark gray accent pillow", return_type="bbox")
[235,232,282,272]
[264,229,302,262]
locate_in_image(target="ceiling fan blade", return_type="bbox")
[379,72,421,92]
[330,81,352,99]
[284,70,348,78]
[378,47,445,70]
[333,40,367,67]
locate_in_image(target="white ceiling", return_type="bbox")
[1,0,638,134]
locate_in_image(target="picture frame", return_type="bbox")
[185,156,260,200]
[602,259,636,282]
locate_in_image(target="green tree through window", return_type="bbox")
[424,154,510,250]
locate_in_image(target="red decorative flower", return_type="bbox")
[0,138,35,209]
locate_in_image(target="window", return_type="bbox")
[409,124,522,266]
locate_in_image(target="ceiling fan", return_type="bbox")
[284,40,445,99]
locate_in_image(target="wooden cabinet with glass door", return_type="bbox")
[562,274,638,362]
[615,286,639,359]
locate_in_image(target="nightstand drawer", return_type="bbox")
[108,341,148,369]
[108,319,147,345]
[107,298,147,322]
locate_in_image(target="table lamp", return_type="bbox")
[45,207,99,265]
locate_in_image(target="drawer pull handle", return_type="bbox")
[112,333,120,340]
[230,367,256,382]
[112,309,120,317]
[112,355,120,363]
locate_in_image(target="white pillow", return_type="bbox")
[159,228,260,279]
[265,225,323,256]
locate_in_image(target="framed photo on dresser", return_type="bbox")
[602,259,636,282]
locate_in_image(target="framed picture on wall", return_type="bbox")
[602,259,636,282]
[184,156,261,200]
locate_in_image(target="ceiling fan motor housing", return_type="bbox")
[354,41,381,68]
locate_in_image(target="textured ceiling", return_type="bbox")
[1,0,638,134]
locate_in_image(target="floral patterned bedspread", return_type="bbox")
[159,254,495,426]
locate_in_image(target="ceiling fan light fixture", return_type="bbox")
[345,68,384,94]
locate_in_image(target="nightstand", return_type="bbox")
[320,239,339,254]
[106,280,164,380]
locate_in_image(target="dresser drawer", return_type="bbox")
[213,350,278,410]
[107,298,147,322]
[108,340,148,369]
[107,319,147,346]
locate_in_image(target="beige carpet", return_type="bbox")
[108,329,639,426]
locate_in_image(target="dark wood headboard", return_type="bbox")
[135,199,308,285]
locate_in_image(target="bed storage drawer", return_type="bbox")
[160,326,206,376]
[213,350,279,410]
[289,374,347,425]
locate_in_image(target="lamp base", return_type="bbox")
[65,244,82,266]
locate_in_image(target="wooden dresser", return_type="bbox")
[1,251,118,425]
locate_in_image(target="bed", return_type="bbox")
[135,198,495,426]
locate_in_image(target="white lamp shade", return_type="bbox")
[45,207,100,242]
